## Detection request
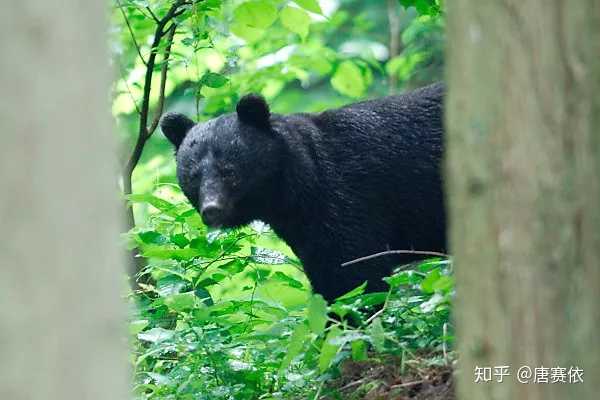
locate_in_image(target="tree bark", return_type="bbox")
[446,1,600,399]
[0,2,128,399]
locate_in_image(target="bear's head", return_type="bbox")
[160,94,284,228]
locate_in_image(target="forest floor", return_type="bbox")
[324,354,454,400]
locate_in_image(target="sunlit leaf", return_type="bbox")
[368,318,386,352]
[250,247,288,265]
[331,60,369,98]
[138,327,174,344]
[127,194,177,215]
[233,0,277,29]
[420,269,441,294]
[272,271,306,289]
[201,72,229,88]
[293,0,322,14]
[318,326,342,372]
[279,322,310,373]
[164,292,196,312]
[280,6,311,40]
[230,22,264,42]
[351,339,368,361]
[307,294,328,335]
[129,319,149,335]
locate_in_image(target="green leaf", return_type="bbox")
[420,269,441,294]
[138,231,167,245]
[127,194,177,215]
[432,275,454,293]
[307,294,328,335]
[293,0,322,14]
[386,53,425,81]
[233,1,277,29]
[230,22,263,42]
[368,318,386,352]
[164,292,196,312]
[318,326,342,372]
[250,247,288,265]
[201,72,229,88]
[218,259,247,275]
[384,270,412,288]
[398,0,440,16]
[140,244,203,260]
[355,292,388,307]
[279,322,310,373]
[156,275,187,297]
[331,60,369,98]
[196,0,222,11]
[351,339,368,361]
[280,6,311,40]
[129,319,149,335]
[138,327,174,344]
[272,271,306,289]
[170,233,189,248]
[194,287,214,306]
[334,281,367,302]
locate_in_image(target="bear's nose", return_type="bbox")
[201,202,224,226]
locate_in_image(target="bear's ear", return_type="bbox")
[160,112,195,149]
[236,94,270,129]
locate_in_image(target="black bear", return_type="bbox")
[161,83,446,302]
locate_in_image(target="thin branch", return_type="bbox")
[341,250,449,267]
[116,0,147,66]
[116,59,141,116]
[145,6,159,23]
[123,0,187,189]
[389,380,426,390]
[364,307,385,325]
[148,23,176,135]
[121,0,190,286]
[338,378,368,392]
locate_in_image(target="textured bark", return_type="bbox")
[0,2,128,400]
[446,1,600,399]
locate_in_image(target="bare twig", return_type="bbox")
[338,378,368,391]
[442,322,448,363]
[116,0,147,66]
[364,307,385,325]
[145,6,159,23]
[341,250,449,267]
[389,379,426,390]
[116,59,142,116]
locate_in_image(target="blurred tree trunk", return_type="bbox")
[0,1,128,400]
[446,2,600,400]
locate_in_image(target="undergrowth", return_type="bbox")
[127,195,454,399]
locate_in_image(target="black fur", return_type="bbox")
[160,112,195,149]
[161,83,446,302]
[236,94,271,128]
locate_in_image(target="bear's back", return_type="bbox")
[274,83,446,300]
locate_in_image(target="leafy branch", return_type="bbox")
[119,0,195,282]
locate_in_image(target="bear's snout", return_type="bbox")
[201,201,225,227]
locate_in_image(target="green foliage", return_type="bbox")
[126,192,453,399]
[280,6,311,40]
[399,0,443,17]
